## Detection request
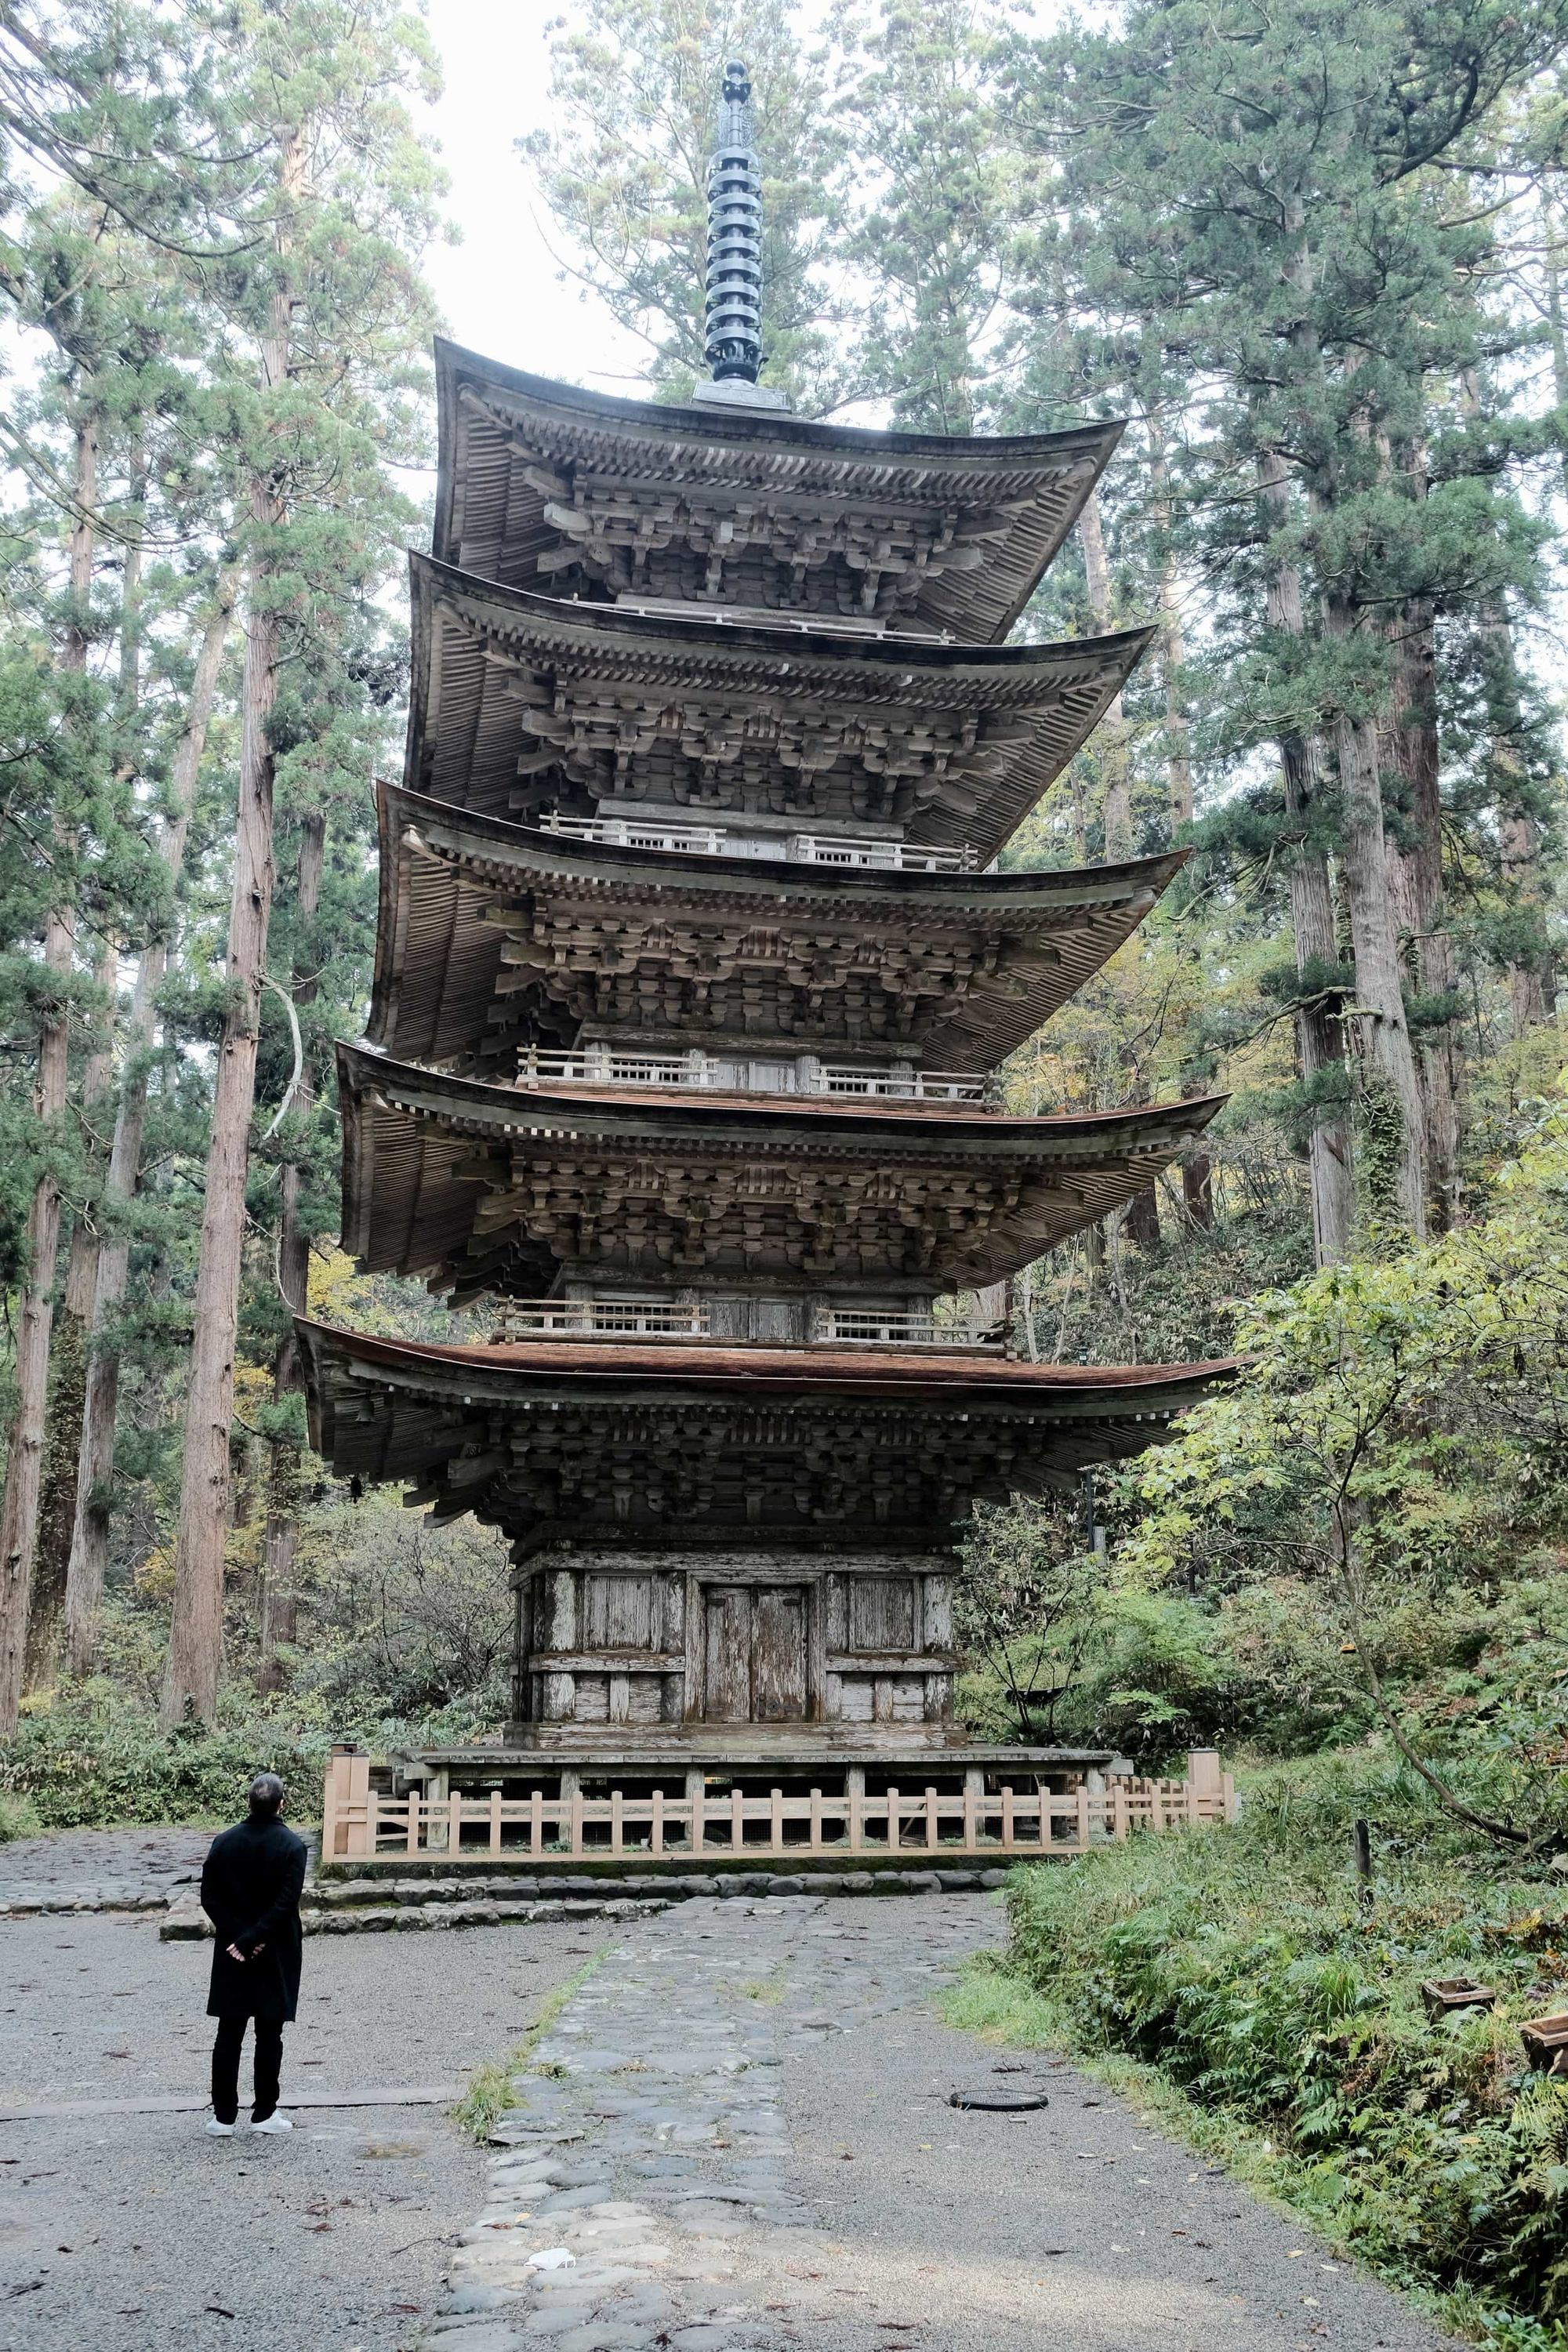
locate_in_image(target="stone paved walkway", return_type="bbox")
[434,1891,1454,2352]
[0,1824,214,1912]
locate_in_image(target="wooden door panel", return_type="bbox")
[752,1585,808,1721]
[703,1586,752,1722]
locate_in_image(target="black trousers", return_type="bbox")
[211,2013,285,2125]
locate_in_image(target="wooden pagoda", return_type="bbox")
[299,65,1231,1827]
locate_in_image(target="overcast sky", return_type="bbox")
[415,0,652,394]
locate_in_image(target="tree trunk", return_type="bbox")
[0,412,96,1735]
[1381,593,1461,1229]
[1181,1155,1214,1229]
[163,132,300,1726]
[1148,428,1192,832]
[1077,492,1134,862]
[1457,376,1555,1035]
[31,471,145,1681]
[1329,639,1428,1239]
[26,932,117,1686]
[65,575,236,1675]
[1500,805,1552,1033]
[1256,453,1355,1265]
[260,808,325,1691]
[1124,1184,1161,1252]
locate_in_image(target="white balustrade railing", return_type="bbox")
[488,1298,710,1341]
[537,811,973,872]
[789,833,973,873]
[514,1047,988,1102]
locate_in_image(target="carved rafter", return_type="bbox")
[434,340,1126,644]
[300,1321,1232,1546]
[408,558,1150,862]
[339,1044,1223,1304]
[368,786,1188,1074]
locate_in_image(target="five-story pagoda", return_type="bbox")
[301,66,1229,1824]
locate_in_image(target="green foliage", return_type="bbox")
[0,1791,42,1842]
[283,1490,514,1726]
[954,1495,1101,1738]
[996,1752,1568,2333]
[0,1692,335,1830]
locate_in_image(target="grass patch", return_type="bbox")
[938,1750,1568,2350]
[453,1955,602,2142]
[0,1791,41,1842]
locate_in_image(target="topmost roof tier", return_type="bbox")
[434,340,1124,645]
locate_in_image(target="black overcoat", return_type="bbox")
[201,1818,308,2023]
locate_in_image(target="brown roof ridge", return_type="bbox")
[339,1040,1228,1138]
[434,338,1127,470]
[298,1314,1240,1395]
[378,776,1193,902]
[412,548,1156,677]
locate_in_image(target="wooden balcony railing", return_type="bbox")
[537,811,974,872]
[321,1756,1237,1867]
[513,1047,988,1103]
[813,1308,1001,1350]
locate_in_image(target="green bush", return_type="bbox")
[0,1791,41,1842]
[999,1750,1568,2335]
[0,1695,336,1829]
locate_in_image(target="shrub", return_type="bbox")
[0,1695,336,1830]
[1000,1750,1568,2331]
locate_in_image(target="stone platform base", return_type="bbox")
[164,1858,1011,1940]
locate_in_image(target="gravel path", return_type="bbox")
[0,1908,606,2352]
[430,1889,1455,2352]
[0,1850,1458,2352]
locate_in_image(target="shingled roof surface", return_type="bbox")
[434,340,1127,643]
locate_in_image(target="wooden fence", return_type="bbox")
[321,1751,1236,1867]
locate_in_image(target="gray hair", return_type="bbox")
[248,1772,285,1821]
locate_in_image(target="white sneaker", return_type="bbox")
[205,2118,238,2136]
[252,2111,293,2133]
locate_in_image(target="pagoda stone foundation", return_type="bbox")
[301,62,1235,1867]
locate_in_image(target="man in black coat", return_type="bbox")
[200,1772,308,2136]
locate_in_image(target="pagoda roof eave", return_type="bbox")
[336,1043,1225,1299]
[404,554,1152,865]
[301,1316,1237,1411]
[339,1039,1224,1150]
[366,780,1191,1071]
[432,339,1126,644]
[299,1316,1237,1531]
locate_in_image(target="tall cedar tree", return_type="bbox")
[1004,0,1568,1243]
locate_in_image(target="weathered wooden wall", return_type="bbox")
[511,1544,956,1746]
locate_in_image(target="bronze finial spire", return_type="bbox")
[703,60,763,383]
